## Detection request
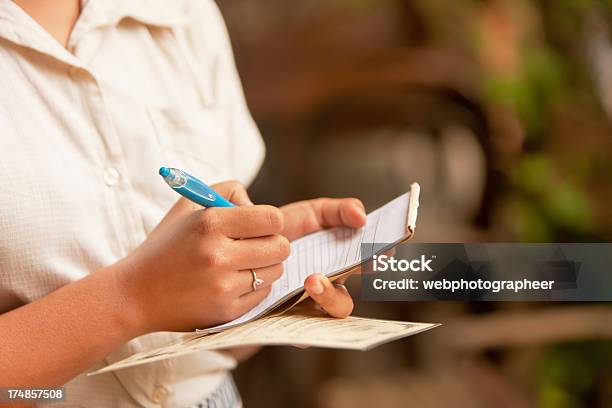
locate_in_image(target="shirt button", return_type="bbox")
[150,385,170,404]
[103,167,121,186]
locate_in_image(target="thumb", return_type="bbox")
[304,274,353,318]
[211,180,254,206]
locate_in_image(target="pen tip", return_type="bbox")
[159,167,170,177]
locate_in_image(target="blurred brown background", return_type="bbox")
[215,0,612,407]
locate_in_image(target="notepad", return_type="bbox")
[199,183,421,334]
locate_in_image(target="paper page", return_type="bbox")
[89,309,438,375]
[199,189,418,334]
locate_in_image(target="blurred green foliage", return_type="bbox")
[476,0,610,242]
[411,1,612,405]
[483,47,567,137]
[512,155,593,240]
[537,340,612,407]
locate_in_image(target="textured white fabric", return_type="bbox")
[0,0,265,406]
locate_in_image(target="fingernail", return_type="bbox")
[358,209,366,219]
[310,277,325,295]
[321,276,333,289]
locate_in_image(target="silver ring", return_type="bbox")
[251,269,264,292]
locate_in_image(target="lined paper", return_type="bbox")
[199,190,417,334]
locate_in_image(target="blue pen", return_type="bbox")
[159,167,235,208]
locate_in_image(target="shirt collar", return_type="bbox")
[77,0,192,31]
[0,0,192,68]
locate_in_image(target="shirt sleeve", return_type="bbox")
[184,0,266,186]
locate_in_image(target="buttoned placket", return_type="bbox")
[66,51,148,258]
[66,44,177,404]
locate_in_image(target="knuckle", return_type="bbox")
[211,277,233,297]
[198,246,214,266]
[197,209,221,234]
[200,247,227,269]
[274,235,291,259]
[271,264,284,280]
[347,197,363,208]
[313,197,331,206]
[226,179,245,190]
[263,206,284,233]
[227,179,247,198]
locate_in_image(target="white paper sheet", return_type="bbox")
[90,309,438,375]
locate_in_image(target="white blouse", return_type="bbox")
[0,0,264,406]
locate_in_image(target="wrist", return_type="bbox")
[105,258,153,338]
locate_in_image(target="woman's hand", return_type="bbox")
[280,198,366,318]
[116,181,290,333]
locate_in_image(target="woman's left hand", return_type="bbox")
[280,198,366,318]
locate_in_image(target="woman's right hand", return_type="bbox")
[115,181,290,333]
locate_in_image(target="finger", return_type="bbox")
[312,198,366,229]
[197,205,284,238]
[210,180,253,206]
[304,274,353,318]
[292,344,310,349]
[235,285,272,316]
[229,234,290,270]
[236,264,284,296]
